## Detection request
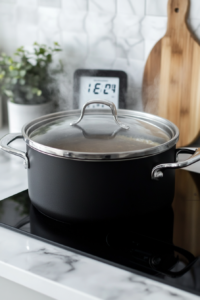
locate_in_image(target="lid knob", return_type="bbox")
[70,100,129,130]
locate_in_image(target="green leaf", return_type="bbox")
[5,78,11,84]
[19,78,25,85]
[0,71,5,79]
[46,54,52,62]
[25,65,32,71]
[10,70,18,77]
[12,78,17,84]
[4,90,14,97]
[31,87,38,93]
[39,47,46,55]
[20,70,26,77]
[37,89,42,96]
[0,41,63,104]
[16,46,24,52]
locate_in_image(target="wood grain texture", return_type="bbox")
[143,0,200,147]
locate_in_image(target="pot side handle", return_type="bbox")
[0,133,29,169]
[151,147,200,180]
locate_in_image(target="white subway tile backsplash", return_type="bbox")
[0,0,16,3]
[61,32,88,59]
[17,0,37,5]
[111,56,127,67]
[146,0,168,16]
[0,26,17,55]
[88,0,116,14]
[16,6,38,26]
[113,15,143,39]
[61,0,88,11]
[38,5,60,16]
[127,59,145,88]
[38,6,60,35]
[128,40,144,61]
[0,0,200,112]
[117,0,145,16]
[59,10,87,33]
[38,29,62,45]
[38,6,61,44]
[88,34,116,58]
[0,3,16,26]
[85,12,115,36]
[0,2,16,14]
[17,25,38,48]
[144,39,157,60]
[188,0,200,19]
[83,56,116,69]
[141,16,167,40]
[39,0,61,8]
[187,18,200,42]
[116,38,144,61]
[116,38,129,59]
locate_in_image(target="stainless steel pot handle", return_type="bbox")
[73,124,123,140]
[70,100,129,130]
[151,147,200,179]
[0,133,29,169]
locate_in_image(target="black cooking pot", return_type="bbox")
[1,100,200,223]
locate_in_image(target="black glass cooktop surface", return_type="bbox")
[0,169,200,296]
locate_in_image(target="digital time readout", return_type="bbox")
[79,76,119,109]
[88,83,117,95]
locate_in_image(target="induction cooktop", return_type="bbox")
[0,169,200,296]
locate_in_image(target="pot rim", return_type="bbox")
[22,109,179,161]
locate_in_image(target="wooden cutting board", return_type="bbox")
[142,0,200,147]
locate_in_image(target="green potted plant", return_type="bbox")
[0,42,62,132]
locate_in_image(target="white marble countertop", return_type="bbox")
[0,127,200,300]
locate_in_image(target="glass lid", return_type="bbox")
[23,101,179,160]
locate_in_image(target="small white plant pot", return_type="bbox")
[7,101,53,133]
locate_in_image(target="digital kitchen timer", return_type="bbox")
[73,69,127,109]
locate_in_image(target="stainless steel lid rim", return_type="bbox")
[26,140,177,161]
[22,108,179,161]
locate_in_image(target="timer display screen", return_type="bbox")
[79,76,119,108]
